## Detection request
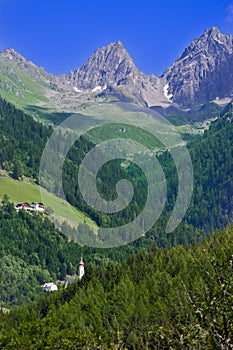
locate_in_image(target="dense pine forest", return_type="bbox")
[0,97,52,180]
[0,197,205,307]
[1,97,233,349]
[1,96,233,233]
[0,225,232,349]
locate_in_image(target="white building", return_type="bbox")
[30,202,44,211]
[42,282,58,292]
[64,256,85,288]
[78,256,85,279]
[15,202,44,212]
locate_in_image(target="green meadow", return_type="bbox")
[0,176,96,228]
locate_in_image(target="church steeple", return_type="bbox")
[78,256,84,279]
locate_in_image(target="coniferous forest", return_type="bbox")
[1,96,233,233]
[0,97,233,349]
[0,224,232,349]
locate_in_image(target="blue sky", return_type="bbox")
[0,0,233,76]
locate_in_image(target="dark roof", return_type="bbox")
[16,202,30,207]
[64,277,76,288]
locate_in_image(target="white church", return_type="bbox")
[43,256,85,292]
[78,256,85,279]
[64,256,85,289]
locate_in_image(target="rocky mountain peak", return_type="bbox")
[164,27,233,107]
[65,40,139,91]
[105,40,126,51]
[59,40,164,107]
[202,26,232,42]
[179,26,233,61]
[3,26,233,112]
[1,48,27,62]
[201,26,232,45]
[203,26,221,37]
[1,47,44,71]
[0,47,54,89]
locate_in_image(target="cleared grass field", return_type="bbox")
[0,176,96,228]
[87,123,164,150]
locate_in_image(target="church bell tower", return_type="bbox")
[78,256,84,279]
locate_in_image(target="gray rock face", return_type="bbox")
[60,27,233,108]
[67,41,138,90]
[60,41,164,107]
[0,48,58,106]
[1,48,52,81]
[164,27,233,107]
[2,27,233,111]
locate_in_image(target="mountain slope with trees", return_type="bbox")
[0,197,206,307]
[1,95,233,236]
[0,96,52,180]
[0,224,232,349]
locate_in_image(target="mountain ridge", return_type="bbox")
[1,26,233,113]
[163,26,233,107]
[58,40,166,107]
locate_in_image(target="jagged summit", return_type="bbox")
[107,40,126,49]
[2,26,233,112]
[64,40,139,91]
[204,26,221,36]
[1,48,27,61]
[0,47,47,72]
[201,26,232,42]
[176,26,233,61]
[0,46,56,105]
[59,40,162,107]
[3,48,19,54]
[163,26,233,107]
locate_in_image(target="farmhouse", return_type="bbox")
[15,202,31,210]
[15,202,44,212]
[31,202,44,211]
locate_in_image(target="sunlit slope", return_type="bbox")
[0,176,96,228]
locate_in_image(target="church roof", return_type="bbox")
[79,256,84,266]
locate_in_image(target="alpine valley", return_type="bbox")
[0,27,233,349]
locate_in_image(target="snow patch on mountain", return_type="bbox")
[73,87,83,93]
[163,83,173,101]
[92,86,102,92]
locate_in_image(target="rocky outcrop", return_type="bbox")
[1,48,53,82]
[163,27,233,107]
[2,27,233,111]
[60,27,233,108]
[65,41,139,90]
[59,41,165,107]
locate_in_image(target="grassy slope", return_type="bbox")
[87,123,164,150]
[0,176,96,228]
[0,65,47,108]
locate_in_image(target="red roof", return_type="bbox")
[79,256,84,266]
[16,202,31,208]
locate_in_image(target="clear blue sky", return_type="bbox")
[0,0,233,76]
